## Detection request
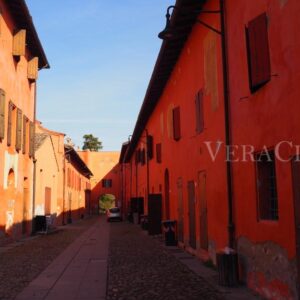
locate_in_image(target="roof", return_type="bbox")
[124,0,206,161]
[119,141,130,164]
[5,0,49,69]
[35,133,49,151]
[65,145,93,178]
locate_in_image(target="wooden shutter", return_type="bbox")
[147,135,153,159]
[22,116,27,154]
[16,108,22,151]
[13,29,26,56]
[28,57,39,81]
[173,106,181,141]
[156,143,162,163]
[135,150,140,164]
[7,102,13,146]
[141,149,146,165]
[195,90,204,134]
[29,121,34,157]
[0,89,5,140]
[246,13,271,92]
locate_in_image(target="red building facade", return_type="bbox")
[120,0,300,298]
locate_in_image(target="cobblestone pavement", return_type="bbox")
[107,222,223,300]
[0,217,97,300]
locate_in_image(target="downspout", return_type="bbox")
[145,129,150,213]
[220,0,235,249]
[31,82,37,235]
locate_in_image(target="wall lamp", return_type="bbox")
[158,5,221,40]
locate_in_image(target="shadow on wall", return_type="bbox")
[0,207,92,246]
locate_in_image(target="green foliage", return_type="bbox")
[82,134,103,151]
[99,194,115,213]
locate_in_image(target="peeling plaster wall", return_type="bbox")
[3,151,18,189]
[238,236,297,299]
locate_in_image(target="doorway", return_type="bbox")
[198,171,208,250]
[188,181,196,249]
[164,169,170,219]
[177,178,184,243]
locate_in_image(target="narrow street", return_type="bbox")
[3,217,261,300]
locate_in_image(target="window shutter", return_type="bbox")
[173,106,181,141]
[156,143,162,163]
[0,89,5,140]
[141,149,146,165]
[195,90,204,134]
[22,115,27,154]
[13,29,26,56]
[7,102,13,146]
[135,150,139,164]
[29,121,34,157]
[16,108,22,151]
[147,135,153,159]
[27,57,39,81]
[246,13,271,92]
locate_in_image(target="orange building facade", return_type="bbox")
[78,151,121,213]
[120,0,300,298]
[0,0,49,241]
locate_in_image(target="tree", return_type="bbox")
[82,134,103,151]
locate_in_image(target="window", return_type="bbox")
[147,135,153,159]
[102,179,112,188]
[7,101,16,147]
[246,13,271,92]
[141,149,146,165]
[0,89,5,140]
[195,90,204,134]
[13,29,26,57]
[29,121,34,157]
[173,106,181,141]
[22,116,28,154]
[256,151,278,220]
[16,108,22,151]
[156,143,162,163]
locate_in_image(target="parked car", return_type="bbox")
[106,207,122,222]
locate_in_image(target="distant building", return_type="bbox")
[78,151,121,213]
[0,0,49,241]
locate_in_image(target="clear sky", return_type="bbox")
[26,0,172,150]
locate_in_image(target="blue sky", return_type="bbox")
[26,0,172,150]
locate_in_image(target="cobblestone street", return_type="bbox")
[0,217,97,300]
[107,222,223,300]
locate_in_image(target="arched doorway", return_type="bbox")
[164,169,170,220]
[99,194,116,214]
[6,169,15,235]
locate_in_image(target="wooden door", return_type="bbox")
[177,178,184,243]
[45,187,51,215]
[22,187,30,234]
[148,194,162,235]
[188,181,196,249]
[291,157,300,295]
[198,171,208,250]
[164,169,170,219]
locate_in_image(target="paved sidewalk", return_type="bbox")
[16,216,109,300]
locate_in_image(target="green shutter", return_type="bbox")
[22,115,27,154]
[29,121,34,157]
[0,89,5,140]
[7,101,13,146]
[16,108,22,151]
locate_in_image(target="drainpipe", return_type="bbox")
[145,129,150,213]
[220,0,235,249]
[31,82,37,235]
